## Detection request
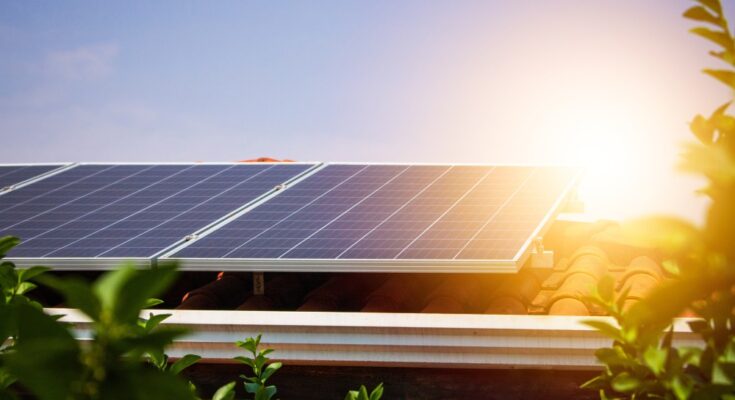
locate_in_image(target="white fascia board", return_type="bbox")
[49,309,700,369]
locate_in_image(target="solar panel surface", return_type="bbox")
[170,164,579,271]
[0,165,64,189]
[1,163,315,261]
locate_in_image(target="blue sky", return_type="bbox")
[1,1,731,222]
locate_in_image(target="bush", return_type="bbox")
[583,0,735,398]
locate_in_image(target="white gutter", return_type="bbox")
[50,309,699,370]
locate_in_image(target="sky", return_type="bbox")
[1,1,732,224]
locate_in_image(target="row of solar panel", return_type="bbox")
[0,163,579,271]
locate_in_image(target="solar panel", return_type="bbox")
[1,163,316,267]
[0,164,66,190]
[166,164,580,272]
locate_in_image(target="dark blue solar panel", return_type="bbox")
[0,163,313,258]
[0,165,63,189]
[173,164,578,261]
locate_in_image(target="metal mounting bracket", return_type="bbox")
[530,237,554,269]
[253,272,265,295]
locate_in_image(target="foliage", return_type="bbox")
[0,237,197,400]
[214,334,283,400]
[0,236,50,400]
[0,235,382,400]
[343,383,384,400]
[583,0,735,398]
[582,277,702,399]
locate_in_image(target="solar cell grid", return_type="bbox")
[170,164,579,270]
[1,163,314,259]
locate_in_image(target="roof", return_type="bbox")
[28,158,681,398]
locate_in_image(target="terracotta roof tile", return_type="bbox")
[484,296,527,314]
[420,276,486,314]
[178,273,250,310]
[617,256,665,311]
[362,275,439,312]
[548,297,591,316]
[237,274,324,311]
[531,246,610,315]
[484,269,543,314]
[298,274,387,312]
[240,157,295,162]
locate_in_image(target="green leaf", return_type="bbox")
[3,303,81,400]
[98,367,197,400]
[582,320,622,341]
[144,298,164,308]
[661,259,681,276]
[261,362,281,381]
[710,50,735,64]
[712,114,735,135]
[690,114,714,143]
[262,385,277,400]
[358,385,369,400]
[244,381,261,394]
[712,361,734,385]
[36,275,101,321]
[0,264,16,292]
[693,27,734,53]
[369,383,384,400]
[678,346,702,365]
[672,375,693,400]
[344,391,358,400]
[237,335,262,355]
[580,375,607,390]
[679,142,735,189]
[120,328,187,356]
[684,5,721,25]
[94,264,178,324]
[169,354,201,376]
[594,347,633,368]
[704,68,735,89]
[212,381,236,400]
[696,0,722,15]
[142,313,171,332]
[628,278,706,329]
[611,372,641,393]
[0,237,20,258]
[234,356,256,369]
[17,266,49,283]
[0,368,17,390]
[643,346,667,376]
[147,349,167,370]
[621,325,638,343]
[14,282,35,296]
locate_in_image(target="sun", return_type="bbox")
[538,97,662,220]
